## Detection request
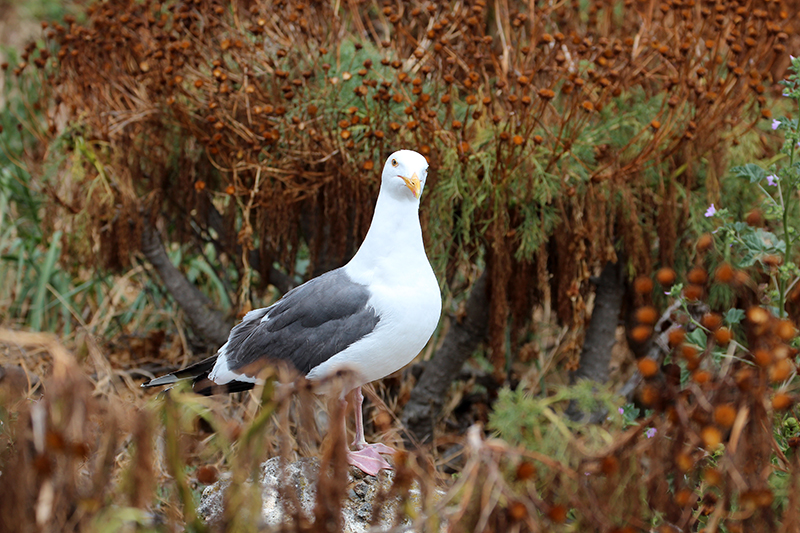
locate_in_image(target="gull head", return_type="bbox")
[381,150,429,201]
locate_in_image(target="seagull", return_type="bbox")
[142,150,442,476]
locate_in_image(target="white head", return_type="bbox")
[380,150,430,202]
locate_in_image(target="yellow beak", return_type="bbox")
[401,173,422,198]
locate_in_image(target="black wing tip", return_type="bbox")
[142,374,255,396]
[141,374,179,389]
[140,354,221,389]
[192,377,256,396]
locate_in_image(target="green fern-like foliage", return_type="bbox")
[489,382,628,463]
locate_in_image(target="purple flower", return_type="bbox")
[772,119,781,130]
[618,407,625,415]
[766,174,779,186]
[705,204,717,217]
[646,428,657,438]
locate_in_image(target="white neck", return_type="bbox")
[345,188,426,283]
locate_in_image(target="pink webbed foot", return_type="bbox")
[347,443,394,476]
[345,387,396,476]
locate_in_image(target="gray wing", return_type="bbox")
[223,268,380,376]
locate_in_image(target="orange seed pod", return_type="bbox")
[701,426,722,448]
[696,234,713,252]
[635,306,658,325]
[772,393,793,410]
[638,358,659,377]
[713,404,736,428]
[634,276,654,294]
[769,358,793,383]
[668,328,685,347]
[714,262,734,283]
[714,328,732,345]
[701,313,722,331]
[631,325,653,343]
[656,267,677,286]
[687,267,708,285]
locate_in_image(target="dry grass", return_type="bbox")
[4,277,800,532]
[0,328,451,532]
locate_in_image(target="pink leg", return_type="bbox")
[352,386,368,449]
[345,386,394,476]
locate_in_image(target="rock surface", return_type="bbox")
[198,457,439,532]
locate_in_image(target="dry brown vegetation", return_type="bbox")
[3,0,800,531]
[3,283,800,533]
[11,0,798,364]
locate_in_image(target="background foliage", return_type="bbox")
[2,0,800,531]
[10,0,797,361]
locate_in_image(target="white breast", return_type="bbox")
[305,261,441,388]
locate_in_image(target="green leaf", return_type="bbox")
[686,328,707,348]
[739,228,785,267]
[30,230,62,331]
[723,308,745,326]
[730,163,766,184]
[732,221,750,233]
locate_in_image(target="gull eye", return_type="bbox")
[391,159,398,167]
